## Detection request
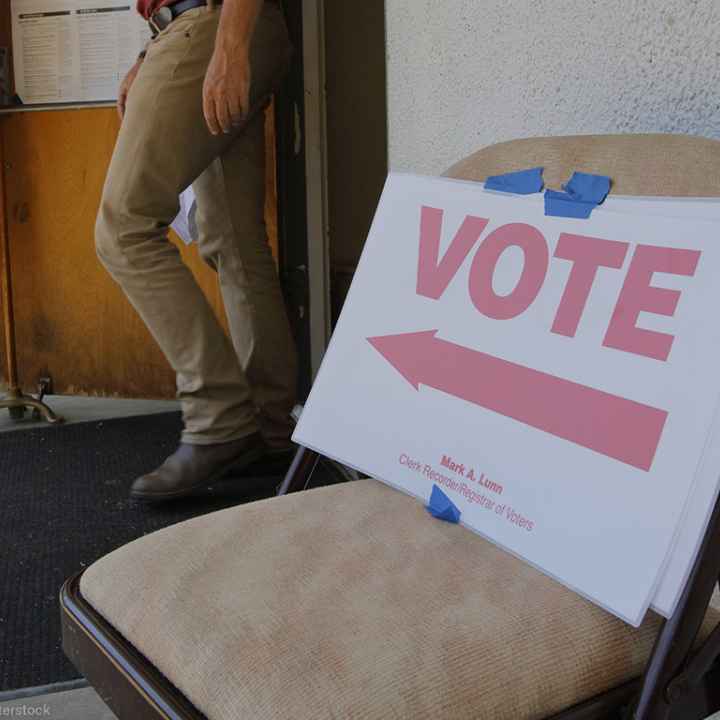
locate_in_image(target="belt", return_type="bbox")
[148,0,221,36]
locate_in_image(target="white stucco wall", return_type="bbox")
[386,1,720,174]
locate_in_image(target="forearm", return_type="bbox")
[215,0,264,55]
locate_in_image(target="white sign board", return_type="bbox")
[11,0,150,104]
[294,173,720,626]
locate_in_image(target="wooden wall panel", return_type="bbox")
[0,105,278,399]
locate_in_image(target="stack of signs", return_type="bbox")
[294,172,720,627]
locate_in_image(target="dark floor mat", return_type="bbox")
[0,411,334,691]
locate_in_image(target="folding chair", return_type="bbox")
[61,134,720,720]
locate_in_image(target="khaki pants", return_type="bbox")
[96,3,297,447]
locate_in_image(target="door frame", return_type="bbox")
[301,0,331,378]
[276,0,330,397]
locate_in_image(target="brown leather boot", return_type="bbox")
[130,432,266,501]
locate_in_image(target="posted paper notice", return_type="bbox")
[11,0,151,104]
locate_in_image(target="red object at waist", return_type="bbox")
[137,0,173,20]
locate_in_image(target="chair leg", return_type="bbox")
[632,491,720,719]
[277,445,320,495]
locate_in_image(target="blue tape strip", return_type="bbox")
[484,167,544,195]
[544,189,596,219]
[563,171,611,204]
[426,484,461,524]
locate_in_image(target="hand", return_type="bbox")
[203,44,251,135]
[117,58,143,120]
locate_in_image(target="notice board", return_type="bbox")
[294,172,720,627]
[10,0,150,105]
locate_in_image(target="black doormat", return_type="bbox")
[0,412,316,692]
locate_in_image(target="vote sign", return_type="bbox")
[294,173,720,625]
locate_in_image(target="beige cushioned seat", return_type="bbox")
[81,480,718,720]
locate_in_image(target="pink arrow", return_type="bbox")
[367,330,667,471]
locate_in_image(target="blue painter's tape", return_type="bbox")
[426,484,461,524]
[484,167,544,195]
[544,190,596,219]
[563,171,611,204]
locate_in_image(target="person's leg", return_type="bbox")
[95,4,292,496]
[192,115,298,451]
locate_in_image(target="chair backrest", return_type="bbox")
[444,133,720,197]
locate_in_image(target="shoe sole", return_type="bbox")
[129,445,267,502]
